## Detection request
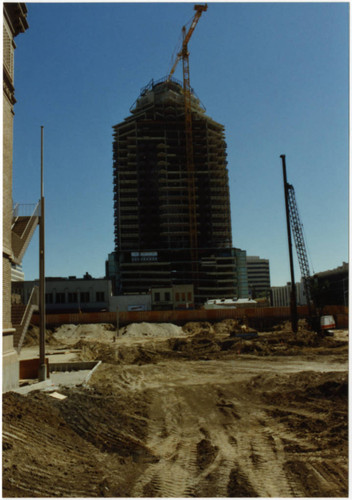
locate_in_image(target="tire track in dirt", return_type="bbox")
[129,373,334,497]
[3,421,104,497]
[93,357,347,497]
[132,388,201,497]
[4,339,347,498]
[2,392,124,497]
[191,390,305,497]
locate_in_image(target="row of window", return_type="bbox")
[45,291,105,305]
[153,291,193,303]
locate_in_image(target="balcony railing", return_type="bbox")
[13,201,40,218]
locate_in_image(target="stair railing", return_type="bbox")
[11,201,40,263]
[15,286,39,353]
[12,201,40,235]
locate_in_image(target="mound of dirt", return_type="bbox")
[169,332,221,360]
[273,318,311,333]
[53,324,116,344]
[183,319,257,339]
[123,322,184,338]
[23,325,59,346]
[3,387,157,497]
[182,321,214,335]
[72,322,348,366]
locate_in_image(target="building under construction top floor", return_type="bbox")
[110,77,247,304]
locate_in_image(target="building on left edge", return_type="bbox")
[3,3,30,392]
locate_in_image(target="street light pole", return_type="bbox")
[38,126,46,380]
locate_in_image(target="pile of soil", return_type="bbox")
[3,388,157,497]
[71,319,348,365]
[123,322,184,338]
[272,318,312,332]
[53,324,116,344]
[23,325,59,347]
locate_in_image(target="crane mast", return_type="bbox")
[167,4,207,278]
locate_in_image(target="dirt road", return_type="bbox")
[2,321,348,497]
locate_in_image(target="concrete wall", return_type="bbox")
[2,334,19,392]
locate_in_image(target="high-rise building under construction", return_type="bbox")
[110,77,247,305]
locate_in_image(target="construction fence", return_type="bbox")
[31,305,348,330]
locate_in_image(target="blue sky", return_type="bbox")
[12,2,349,286]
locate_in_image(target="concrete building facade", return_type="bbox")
[151,284,194,310]
[21,275,112,313]
[109,294,151,312]
[110,77,244,304]
[234,248,249,298]
[246,256,271,299]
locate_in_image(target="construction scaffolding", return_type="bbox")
[112,78,237,304]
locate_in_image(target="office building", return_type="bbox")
[246,256,271,298]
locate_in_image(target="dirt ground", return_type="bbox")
[3,319,348,497]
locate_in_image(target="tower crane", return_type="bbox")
[167,4,207,278]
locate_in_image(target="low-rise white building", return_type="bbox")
[270,281,307,307]
[109,294,151,312]
[204,298,257,309]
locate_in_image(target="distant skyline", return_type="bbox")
[12,2,349,286]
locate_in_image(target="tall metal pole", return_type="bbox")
[38,126,46,380]
[280,154,298,333]
[116,305,120,340]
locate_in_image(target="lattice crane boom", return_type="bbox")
[287,183,312,304]
[167,4,207,82]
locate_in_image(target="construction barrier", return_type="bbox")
[29,304,346,330]
[30,304,349,330]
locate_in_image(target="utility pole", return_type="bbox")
[280,154,298,333]
[116,305,119,340]
[38,126,46,380]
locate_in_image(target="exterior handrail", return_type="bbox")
[12,201,40,219]
[11,201,40,263]
[19,200,40,238]
[20,286,39,326]
[12,203,19,217]
[15,286,39,353]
